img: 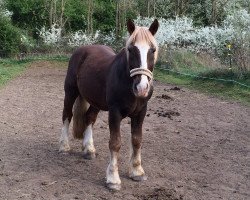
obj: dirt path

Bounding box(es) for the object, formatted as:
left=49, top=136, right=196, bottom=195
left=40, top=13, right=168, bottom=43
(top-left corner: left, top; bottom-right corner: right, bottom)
left=0, top=61, right=249, bottom=200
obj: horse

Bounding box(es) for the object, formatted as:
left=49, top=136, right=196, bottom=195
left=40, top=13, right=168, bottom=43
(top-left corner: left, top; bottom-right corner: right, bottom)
left=59, top=19, right=159, bottom=191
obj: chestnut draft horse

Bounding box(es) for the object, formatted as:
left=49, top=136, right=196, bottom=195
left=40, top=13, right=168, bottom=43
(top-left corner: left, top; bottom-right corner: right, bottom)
left=59, top=19, right=159, bottom=190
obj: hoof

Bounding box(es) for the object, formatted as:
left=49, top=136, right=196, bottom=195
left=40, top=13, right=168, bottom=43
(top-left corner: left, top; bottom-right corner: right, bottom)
left=59, top=143, right=70, bottom=153
left=106, top=183, right=121, bottom=191
left=83, top=151, right=96, bottom=160
left=131, top=175, right=147, bottom=182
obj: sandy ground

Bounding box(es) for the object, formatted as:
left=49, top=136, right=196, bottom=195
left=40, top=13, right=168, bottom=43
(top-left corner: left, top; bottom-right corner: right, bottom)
left=0, top=61, right=249, bottom=200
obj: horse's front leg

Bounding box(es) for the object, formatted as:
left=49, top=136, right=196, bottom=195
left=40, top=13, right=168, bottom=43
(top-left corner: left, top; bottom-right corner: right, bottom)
left=106, top=108, right=122, bottom=191
left=129, top=106, right=147, bottom=181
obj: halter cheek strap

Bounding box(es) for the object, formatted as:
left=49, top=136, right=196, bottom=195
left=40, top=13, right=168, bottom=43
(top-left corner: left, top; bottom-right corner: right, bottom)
left=130, top=68, right=153, bottom=80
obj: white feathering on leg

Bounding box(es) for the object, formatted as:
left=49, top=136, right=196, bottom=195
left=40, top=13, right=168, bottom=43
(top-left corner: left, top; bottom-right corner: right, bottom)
left=59, top=118, right=70, bottom=152
left=82, top=125, right=96, bottom=154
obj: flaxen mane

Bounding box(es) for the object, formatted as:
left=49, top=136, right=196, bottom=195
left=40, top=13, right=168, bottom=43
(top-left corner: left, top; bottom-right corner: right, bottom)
left=126, top=26, right=159, bottom=62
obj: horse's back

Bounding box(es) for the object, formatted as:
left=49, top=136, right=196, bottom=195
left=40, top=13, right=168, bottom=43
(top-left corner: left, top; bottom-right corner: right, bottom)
left=68, top=44, right=115, bottom=71
left=66, top=45, right=116, bottom=110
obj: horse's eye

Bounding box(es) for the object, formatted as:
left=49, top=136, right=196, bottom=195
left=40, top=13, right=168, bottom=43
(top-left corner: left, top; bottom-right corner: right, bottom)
left=151, top=47, right=156, bottom=53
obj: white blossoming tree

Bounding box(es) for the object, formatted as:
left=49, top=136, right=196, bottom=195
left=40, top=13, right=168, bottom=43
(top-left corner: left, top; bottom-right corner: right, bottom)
left=67, top=30, right=100, bottom=47
left=38, top=24, right=62, bottom=45
left=135, top=13, right=250, bottom=71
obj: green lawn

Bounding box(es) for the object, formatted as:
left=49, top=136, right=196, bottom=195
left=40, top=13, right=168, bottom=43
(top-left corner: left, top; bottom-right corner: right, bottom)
left=0, top=56, right=68, bottom=88
left=156, top=49, right=250, bottom=106
left=0, top=59, right=29, bottom=87
left=154, top=67, right=250, bottom=106
left=1, top=58, right=249, bottom=106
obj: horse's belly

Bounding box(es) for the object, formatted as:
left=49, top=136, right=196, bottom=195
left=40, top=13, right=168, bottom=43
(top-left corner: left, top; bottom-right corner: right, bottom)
left=77, top=71, right=109, bottom=111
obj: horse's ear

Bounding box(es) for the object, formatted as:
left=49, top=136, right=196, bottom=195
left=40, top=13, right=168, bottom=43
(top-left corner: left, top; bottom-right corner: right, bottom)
left=149, top=19, right=159, bottom=36
left=127, top=19, right=135, bottom=35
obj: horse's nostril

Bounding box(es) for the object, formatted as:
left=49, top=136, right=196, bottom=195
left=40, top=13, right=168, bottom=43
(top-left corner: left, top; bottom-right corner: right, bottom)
left=133, top=83, right=138, bottom=92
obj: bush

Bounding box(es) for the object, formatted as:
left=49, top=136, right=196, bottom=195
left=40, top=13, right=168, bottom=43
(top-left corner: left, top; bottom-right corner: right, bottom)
left=224, top=9, right=250, bottom=72
left=0, top=16, right=22, bottom=57
left=135, top=13, right=250, bottom=73
left=67, top=30, right=100, bottom=47
left=38, top=24, right=62, bottom=45
left=37, top=24, right=123, bottom=52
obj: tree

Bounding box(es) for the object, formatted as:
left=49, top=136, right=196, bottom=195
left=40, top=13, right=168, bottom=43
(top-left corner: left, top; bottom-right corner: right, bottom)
left=0, top=15, right=22, bottom=57
left=175, top=0, right=190, bottom=17
left=115, top=0, right=136, bottom=37
left=46, top=0, right=69, bottom=34
left=5, top=0, right=47, bottom=37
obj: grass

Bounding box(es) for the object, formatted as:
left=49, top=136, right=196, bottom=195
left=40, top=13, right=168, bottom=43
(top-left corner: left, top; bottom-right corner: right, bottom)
left=154, top=66, right=250, bottom=106
left=155, top=49, right=250, bottom=106
left=0, top=59, right=30, bottom=87
left=0, top=56, right=69, bottom=88
left=0, top=53, right=249, bottom=106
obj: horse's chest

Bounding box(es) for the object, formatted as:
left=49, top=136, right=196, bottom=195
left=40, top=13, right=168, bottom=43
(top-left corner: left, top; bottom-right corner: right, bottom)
left=122, top=100, right=147, bottom=117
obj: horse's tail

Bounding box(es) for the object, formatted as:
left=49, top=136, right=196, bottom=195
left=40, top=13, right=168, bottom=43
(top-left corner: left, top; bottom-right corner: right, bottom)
left=72, top=96, right=89, bottom=139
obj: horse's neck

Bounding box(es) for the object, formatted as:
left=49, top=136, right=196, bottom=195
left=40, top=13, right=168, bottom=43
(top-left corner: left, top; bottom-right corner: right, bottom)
left=113, top=49, right=130, bottom=80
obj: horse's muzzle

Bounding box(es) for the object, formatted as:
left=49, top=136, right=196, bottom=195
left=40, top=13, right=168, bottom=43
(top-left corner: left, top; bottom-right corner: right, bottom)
left=130, top=68, right=153, bottom=98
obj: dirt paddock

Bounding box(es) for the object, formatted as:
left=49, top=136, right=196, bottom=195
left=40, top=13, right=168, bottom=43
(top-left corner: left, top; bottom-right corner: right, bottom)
left=0, top=61, right=249, bottom=200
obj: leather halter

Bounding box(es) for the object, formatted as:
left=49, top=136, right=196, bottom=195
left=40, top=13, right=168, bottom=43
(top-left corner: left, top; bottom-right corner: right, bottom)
left=130, top=68, right=153, bottom=80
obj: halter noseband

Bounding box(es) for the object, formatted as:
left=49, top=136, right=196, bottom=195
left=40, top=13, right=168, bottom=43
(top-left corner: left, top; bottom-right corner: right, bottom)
left=130, top=68, right=153, bottom=80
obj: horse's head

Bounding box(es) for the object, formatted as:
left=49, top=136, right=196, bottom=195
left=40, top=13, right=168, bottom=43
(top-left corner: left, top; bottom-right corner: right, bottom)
left=126, top=19, right=159, bottom=98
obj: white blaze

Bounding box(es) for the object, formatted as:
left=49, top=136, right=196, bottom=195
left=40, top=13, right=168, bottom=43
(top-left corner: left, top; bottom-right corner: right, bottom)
left=135, top=42, right=150, bottom=96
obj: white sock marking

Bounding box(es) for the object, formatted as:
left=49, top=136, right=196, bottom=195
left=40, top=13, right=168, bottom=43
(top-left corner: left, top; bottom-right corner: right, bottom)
left=82, top=125, right=95, bottom=154
left=106, top=151, right=121, bottom=185
left=59, top=118, right=70, bottom=152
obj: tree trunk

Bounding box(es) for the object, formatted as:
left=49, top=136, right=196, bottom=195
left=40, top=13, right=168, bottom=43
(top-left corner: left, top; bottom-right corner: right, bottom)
left=87, top=0, right=94, bottom=34
left=153, top=0, right=156, bottom=17
left=147, top=0, right=150, bottom=17
left=49, top=0, right=53, bottom=28
left=123, top=0, right=126, bottom=29
left=115, top=0, right=120, bottom=38
left=60, top=0, right=65, bottom=29
left=211, top=0, right=217, bottom=25
left=175, top=0, right=189, bottom=17
left=175, top=0, right=180, bottom=16
left=53, top=0, right=57, bottom=25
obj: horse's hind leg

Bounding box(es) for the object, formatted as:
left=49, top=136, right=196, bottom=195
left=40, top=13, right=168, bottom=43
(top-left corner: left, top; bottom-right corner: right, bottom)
left=59, top=89, right=78, bottom=152
left=82, top=106, right=99, bottom=159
